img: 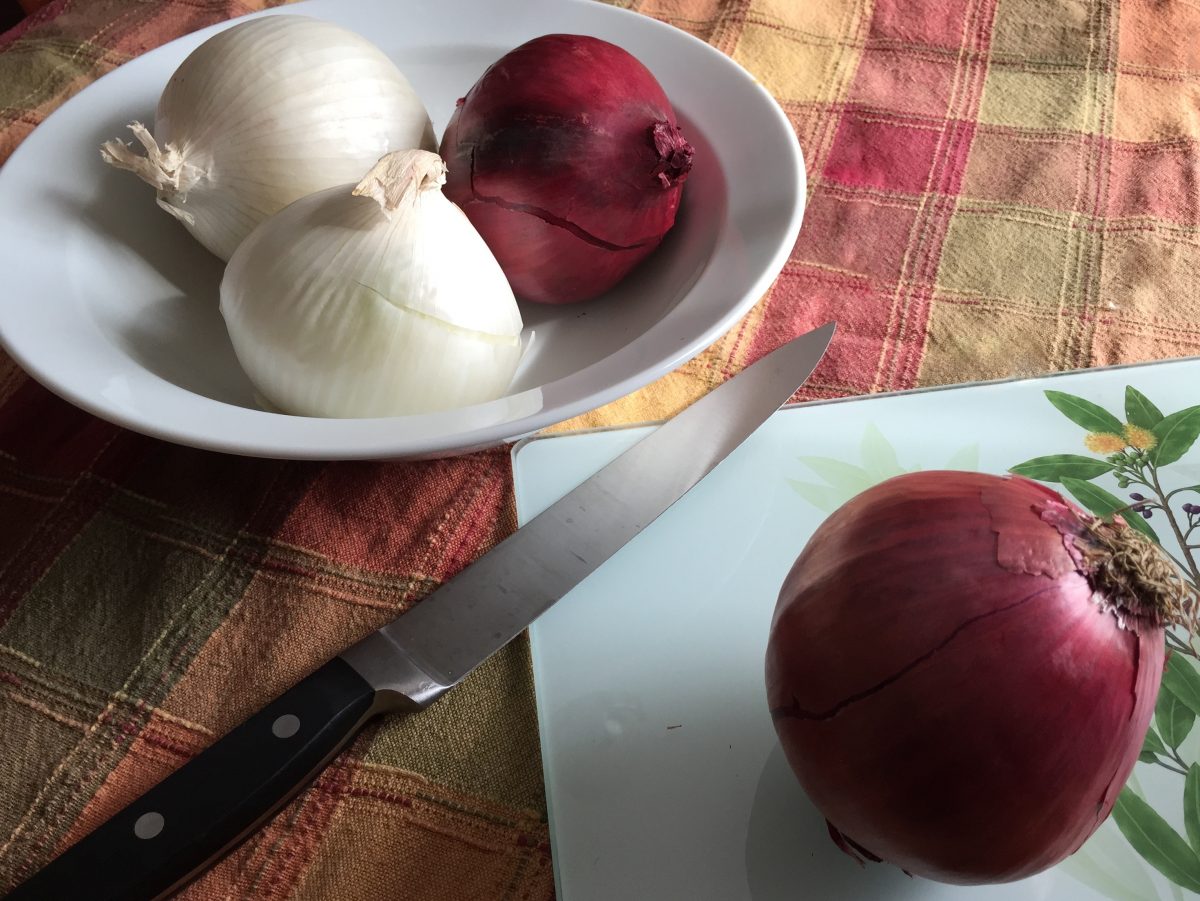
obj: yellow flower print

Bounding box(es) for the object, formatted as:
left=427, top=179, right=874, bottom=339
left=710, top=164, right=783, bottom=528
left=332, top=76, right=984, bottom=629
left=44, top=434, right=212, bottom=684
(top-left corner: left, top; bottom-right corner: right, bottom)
left=1084, top=432, right=1126, bottom=454
left=1123, top=424, right=1157, bottom=450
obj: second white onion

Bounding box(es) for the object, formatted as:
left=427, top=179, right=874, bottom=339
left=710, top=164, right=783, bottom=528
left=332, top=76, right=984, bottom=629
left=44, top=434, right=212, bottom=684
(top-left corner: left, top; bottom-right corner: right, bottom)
left=220, top=150, right=525, bottom=419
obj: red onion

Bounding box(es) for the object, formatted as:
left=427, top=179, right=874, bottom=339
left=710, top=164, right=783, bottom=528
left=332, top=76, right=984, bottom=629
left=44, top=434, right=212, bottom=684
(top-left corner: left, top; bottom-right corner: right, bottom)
left=439, top=34, right=694, bottom=304
left=765, top=471, right=1191, bottom=884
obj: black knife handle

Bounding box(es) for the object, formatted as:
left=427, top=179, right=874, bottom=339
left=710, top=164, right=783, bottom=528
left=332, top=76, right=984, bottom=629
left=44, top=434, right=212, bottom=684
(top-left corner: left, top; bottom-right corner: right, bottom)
left=6, top=657, right=380, bottom=901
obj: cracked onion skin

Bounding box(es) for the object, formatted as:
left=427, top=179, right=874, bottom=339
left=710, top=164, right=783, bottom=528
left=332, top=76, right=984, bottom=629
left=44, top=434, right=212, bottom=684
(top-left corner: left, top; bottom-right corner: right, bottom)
left=766, top=471, right=1166, bottom=884
left=439, top=34, right=694, bottom=304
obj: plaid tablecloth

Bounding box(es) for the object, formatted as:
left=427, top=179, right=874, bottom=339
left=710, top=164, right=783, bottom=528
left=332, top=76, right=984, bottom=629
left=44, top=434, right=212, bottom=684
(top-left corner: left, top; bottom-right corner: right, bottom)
left=1, top=0, right=1198, bottom=897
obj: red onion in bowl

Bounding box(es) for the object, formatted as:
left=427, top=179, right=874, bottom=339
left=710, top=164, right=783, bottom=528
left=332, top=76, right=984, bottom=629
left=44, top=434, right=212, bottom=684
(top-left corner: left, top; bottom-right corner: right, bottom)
left=439, top=34, right=694, bottom=304
left=765, top=471, right=1193, bottom=884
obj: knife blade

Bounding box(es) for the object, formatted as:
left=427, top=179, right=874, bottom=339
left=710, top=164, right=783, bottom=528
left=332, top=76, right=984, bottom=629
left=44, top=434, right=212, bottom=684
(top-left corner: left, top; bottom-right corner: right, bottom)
left=6, top=322, right=834, bottom=901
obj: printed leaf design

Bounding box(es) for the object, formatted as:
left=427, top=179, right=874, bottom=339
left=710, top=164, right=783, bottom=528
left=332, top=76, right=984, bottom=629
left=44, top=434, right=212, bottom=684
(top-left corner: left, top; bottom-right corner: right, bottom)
left=785, top=479, right=845, bottom=514
left=790, top=426, right=978, bottom=520
left=1061, top=477, right=1160, bottom=543
left=1142, top=725, right=1168, bottom=758
left=1059, top=818, right=1166, bottom=901
left=1153, top=406, right=1200, bottom=467
left=1112, top=788, right=1200, bottom=893
left=795, top=458, right=877, bottom=496
left=1155, top=685, right=1196, bottom=749
left=1009, top=454, right=1115, bottom=482
left=944, top=443, right=980, bottom=471
left=1187, top=765, right=1200, bottom=854
left=1126, top=387, right=1165, bottom=429
left=1162, top=655, right=1200, bottom=719
left=859, top=424, right=901, bottom=480
left=1046, top=390, right=1125, bottom=434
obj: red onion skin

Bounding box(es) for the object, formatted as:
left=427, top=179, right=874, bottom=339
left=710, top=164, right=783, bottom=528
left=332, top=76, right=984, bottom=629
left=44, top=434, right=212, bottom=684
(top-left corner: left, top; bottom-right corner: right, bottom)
left=766, top=471, right=1163, bottom=884
left=439, top=34, right=693, bottom=304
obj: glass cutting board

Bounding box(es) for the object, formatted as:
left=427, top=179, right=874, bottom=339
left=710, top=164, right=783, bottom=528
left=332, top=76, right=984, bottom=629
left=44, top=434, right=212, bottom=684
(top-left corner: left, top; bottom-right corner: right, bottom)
left=512, top=358, right=1200, bottom=901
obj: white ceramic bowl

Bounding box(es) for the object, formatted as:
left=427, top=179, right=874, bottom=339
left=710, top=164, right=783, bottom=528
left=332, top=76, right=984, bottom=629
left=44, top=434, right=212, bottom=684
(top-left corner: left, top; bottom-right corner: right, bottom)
left=0, top=0, right=804, bottom=459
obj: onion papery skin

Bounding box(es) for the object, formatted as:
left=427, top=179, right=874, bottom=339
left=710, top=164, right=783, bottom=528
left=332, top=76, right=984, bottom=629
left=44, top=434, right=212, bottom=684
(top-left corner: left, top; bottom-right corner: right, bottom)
left=109, top=16, right=435, bottom=261
left=439, top=34, right=694, bottom=304
left=765, top=471, right=1164, bottom=884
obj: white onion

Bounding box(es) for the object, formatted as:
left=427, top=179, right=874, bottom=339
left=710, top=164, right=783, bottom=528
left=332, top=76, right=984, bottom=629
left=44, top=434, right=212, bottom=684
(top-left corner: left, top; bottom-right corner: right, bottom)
left=101, top=15, right=435, bottom=261
left=220, top=150, right=524, bottom=419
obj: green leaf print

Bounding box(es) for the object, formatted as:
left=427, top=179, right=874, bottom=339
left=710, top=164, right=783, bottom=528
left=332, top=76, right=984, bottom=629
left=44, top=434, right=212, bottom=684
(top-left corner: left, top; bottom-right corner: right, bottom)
left=1009, top=454, right=1115, bottom=482
left=1186, top=765, right=1200, bottom=854
left=1061, top=477, right=1159, bottom=543
left=1163, top=656, right=1200, bottom=719
left=1152, top=406, right=1200, bottom=467
left=1112, top=788, right=1200, bottom=893
left=1156, top=686, right=1196, bottom=749
left=1126, top=387, right=1165, bottom=429
left=1045, top=390, right=1125, bottom=434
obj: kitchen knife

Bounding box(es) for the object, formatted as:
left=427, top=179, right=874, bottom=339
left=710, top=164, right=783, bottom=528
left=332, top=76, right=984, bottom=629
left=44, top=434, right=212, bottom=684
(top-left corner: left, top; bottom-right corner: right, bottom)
left=6, top=322, right=834, bottom=900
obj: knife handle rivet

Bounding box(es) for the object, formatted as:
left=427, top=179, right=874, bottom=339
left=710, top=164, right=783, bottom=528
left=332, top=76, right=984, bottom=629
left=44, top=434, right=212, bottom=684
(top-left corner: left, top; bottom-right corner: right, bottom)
left=133, top=811, right=164, bottom=840
left=272, top=714, right=301, bottom=739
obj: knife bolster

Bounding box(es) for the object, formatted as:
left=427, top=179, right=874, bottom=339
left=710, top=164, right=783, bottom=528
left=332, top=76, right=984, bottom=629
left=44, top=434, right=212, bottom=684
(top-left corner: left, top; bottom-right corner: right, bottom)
left=342, top=631, right=453, bottom=711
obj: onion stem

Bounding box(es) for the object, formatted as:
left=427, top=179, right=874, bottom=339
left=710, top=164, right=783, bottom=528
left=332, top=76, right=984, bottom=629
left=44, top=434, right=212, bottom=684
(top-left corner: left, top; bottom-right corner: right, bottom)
left=1167, top=632, right=1197, bottom=657
left=1131, top=462, right=1200, bottom=640
left=1167, top=550, right=1193, bottom=575
left=1156, top=759, right=1189, bottom=777
left=1149, top=463, right=1200, bottom=588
